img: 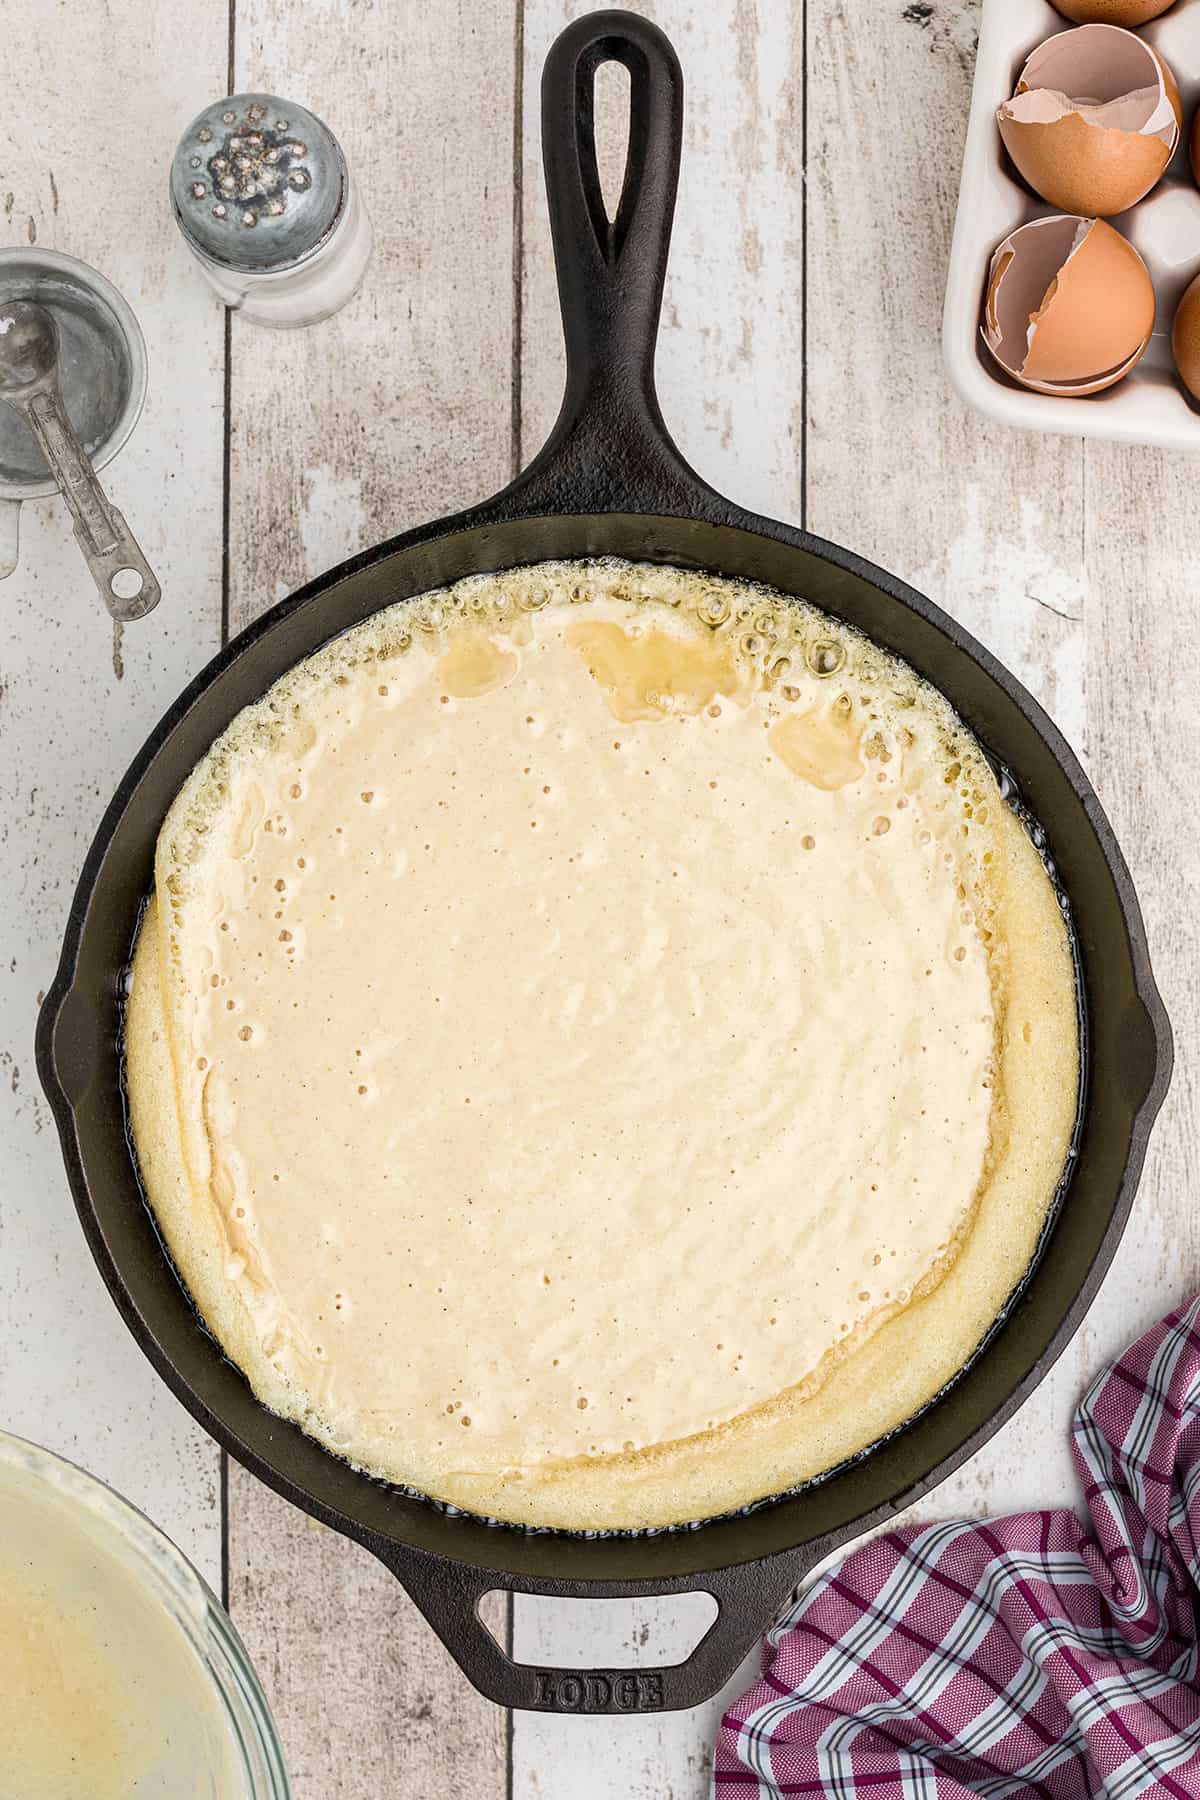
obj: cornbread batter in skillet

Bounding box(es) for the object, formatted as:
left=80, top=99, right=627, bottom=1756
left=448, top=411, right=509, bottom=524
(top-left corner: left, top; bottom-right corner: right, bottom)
left=125, top=560, right=1079, bottom=1530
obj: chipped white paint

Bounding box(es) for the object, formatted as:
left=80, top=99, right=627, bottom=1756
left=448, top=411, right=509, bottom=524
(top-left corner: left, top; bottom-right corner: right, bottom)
left=4, top=0, right=1195, bottom=1796
left=907, top=484, right=1087, bottom=753
left=297, top=465, right=367, bottom=584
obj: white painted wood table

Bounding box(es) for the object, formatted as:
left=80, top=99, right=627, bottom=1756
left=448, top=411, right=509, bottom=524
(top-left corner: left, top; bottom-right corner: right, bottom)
left=2, top=1, right=1195, bottom=1794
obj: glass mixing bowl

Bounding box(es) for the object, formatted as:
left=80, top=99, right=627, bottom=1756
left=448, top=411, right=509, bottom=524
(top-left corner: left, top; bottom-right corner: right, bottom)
left=0, top=1428, right=290, bottom=1798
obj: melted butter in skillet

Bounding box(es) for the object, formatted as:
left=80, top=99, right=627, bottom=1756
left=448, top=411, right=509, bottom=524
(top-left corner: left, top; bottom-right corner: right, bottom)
left=565, top=616, right=748, bottom=720
left=436, top=630, right=519, bottom=698
left=126, top=560, right=1078, bottom=1529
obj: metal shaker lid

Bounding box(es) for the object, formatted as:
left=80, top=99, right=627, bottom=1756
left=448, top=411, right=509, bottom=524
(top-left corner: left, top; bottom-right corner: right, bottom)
left=169, top=95, right=346, bottom=273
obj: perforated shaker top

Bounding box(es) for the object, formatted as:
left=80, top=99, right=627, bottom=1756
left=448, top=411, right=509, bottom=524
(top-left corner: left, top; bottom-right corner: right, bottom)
left=169, top=95, right=347, bottom=272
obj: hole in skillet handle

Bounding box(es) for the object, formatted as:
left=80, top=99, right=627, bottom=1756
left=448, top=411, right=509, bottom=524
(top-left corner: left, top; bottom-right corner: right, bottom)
left=376, top=1543, right=823, bottom=1714
left=498, top=1588, right=719, bottom=1666
left=593, top=60, right=632, bottom=226
left=500, top=9, right=729, bottom=524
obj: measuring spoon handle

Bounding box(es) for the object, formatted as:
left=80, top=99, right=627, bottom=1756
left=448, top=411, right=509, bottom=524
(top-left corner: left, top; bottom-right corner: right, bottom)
left=22, top=386, right=160, bottom=621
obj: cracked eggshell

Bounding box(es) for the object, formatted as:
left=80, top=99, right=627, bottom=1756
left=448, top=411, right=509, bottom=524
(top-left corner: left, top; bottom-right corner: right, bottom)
left=998, top=25, right=1181, bottom=216
left=1172, top=272, right=1200, bottom=401
left=1051, top=0, right=1178, bottom=21
left=982, top=215, right=1155, bottom=396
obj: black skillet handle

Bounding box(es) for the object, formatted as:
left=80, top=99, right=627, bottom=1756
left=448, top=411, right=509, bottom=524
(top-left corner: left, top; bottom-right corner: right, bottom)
left=378, top=1543, right=823, bottom=1715
left=492, top=10, right=728, bottom=524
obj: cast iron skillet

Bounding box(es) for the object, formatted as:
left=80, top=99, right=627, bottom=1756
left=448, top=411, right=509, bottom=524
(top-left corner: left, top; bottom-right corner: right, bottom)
left=38, top=10, right=1172, bottom=1715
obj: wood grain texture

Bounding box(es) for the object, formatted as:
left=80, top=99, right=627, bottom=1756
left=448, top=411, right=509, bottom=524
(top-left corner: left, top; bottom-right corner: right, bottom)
left=222, top=3, right=517, bottom=1794
left=0, top=0, right=225, bottom=1582
left=230, top=1479, right=507, bottom=1798
left=226, top=0, right=520, bottom=633
left=1083, top=440, right=1200, bottom=1394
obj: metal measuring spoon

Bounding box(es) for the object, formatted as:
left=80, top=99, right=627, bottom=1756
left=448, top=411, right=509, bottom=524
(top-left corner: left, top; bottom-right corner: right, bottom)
left=0, top=301, right=159, bottom=620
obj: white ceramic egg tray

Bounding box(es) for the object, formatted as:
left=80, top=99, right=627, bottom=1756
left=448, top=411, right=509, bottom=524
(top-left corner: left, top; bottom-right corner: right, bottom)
left=944, top=0, right=1200, bottom=450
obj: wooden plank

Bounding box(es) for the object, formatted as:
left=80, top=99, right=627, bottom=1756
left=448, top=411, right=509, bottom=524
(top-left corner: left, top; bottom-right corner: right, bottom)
left=225, top=1, right=520, bottom=633
left=805, top=0, right=1097, bottom=1525
left=513, top=2, right=805, bottom=1794
left=230, top=1481, right=508, bottom=1798
left=0, top=2, right=226, bottom=1581
left=1081, top=443, right=1200, bottom=1428
left=222, top=3, right=517, bottom=1794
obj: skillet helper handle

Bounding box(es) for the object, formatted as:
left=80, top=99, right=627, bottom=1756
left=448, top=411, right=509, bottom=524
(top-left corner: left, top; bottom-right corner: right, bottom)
left=379, top=1547, right=814, bottom=1715
left=500, top=9, right=723, bottom=520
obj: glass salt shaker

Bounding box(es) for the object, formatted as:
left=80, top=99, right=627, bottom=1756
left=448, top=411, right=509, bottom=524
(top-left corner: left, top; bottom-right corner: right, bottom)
left=169, top=95, right=372, bottom=328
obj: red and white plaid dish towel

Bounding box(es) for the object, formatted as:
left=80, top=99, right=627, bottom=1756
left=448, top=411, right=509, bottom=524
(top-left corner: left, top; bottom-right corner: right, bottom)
left=716, top=1295, right=1200, bottom=1798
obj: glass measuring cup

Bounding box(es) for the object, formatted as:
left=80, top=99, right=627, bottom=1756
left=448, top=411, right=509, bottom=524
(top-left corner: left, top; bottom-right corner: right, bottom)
left=0, top=248, right=148, bottom=582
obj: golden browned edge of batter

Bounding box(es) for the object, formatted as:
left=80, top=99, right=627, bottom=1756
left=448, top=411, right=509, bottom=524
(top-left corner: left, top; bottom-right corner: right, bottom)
left=125, top=574, right=1079, bottom=1532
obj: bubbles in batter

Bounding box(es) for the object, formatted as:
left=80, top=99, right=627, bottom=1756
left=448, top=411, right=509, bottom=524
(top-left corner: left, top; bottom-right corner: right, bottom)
left=126, top=557, right=1078, bottom=1532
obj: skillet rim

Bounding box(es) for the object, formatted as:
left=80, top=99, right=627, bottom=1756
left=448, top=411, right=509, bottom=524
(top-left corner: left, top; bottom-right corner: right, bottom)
left=35, top=491, right=1174, bottom=1585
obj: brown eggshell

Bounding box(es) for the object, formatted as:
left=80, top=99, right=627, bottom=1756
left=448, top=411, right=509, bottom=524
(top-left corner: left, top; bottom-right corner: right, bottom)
left=1160, top=59, right=1184, bottom=135
left=982, top=215, right=1155, bottom=396
left=1172, top=272, right=1200, bottom=401
left=998, top=26, right=1181, bottom=216
left=1000, top=109, right=1171, bottom=214
left=1192, top=106, right=1200, bottom=189
left=1052, top=0, right=1177, bottom=21
left=1023, top=221, right=1154, bottom=386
